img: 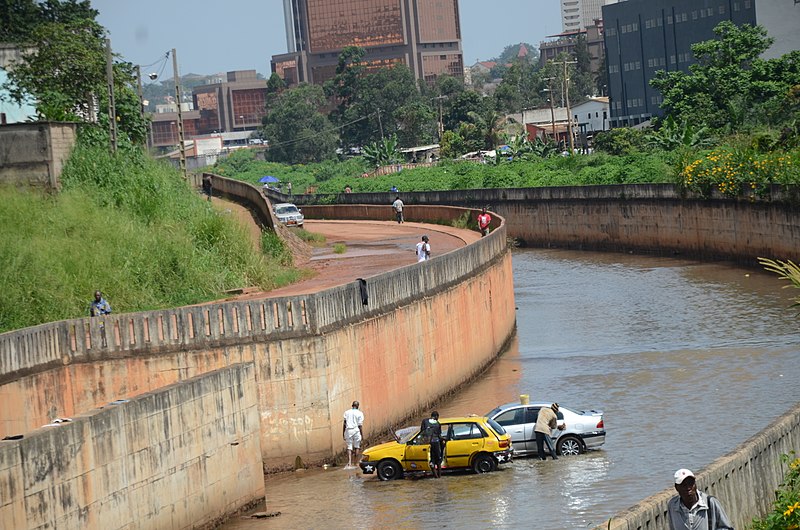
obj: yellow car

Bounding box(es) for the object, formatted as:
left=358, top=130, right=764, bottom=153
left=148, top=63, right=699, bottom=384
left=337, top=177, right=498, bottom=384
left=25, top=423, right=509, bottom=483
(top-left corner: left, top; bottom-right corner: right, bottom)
left=359, top=416, right=512, bottom=480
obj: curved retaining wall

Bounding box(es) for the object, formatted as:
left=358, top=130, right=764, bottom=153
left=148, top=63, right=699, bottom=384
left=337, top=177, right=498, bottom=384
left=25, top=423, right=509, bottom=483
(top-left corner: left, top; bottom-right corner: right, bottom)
left=275, top=184, right=800, bottom=264
left=0, top=177, right=516, bottom=471
left=595, top=401, right=800, bottom=530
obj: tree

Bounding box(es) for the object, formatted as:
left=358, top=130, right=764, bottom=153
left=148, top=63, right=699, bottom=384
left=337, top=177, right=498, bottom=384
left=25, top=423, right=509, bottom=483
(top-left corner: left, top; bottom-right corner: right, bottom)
left=4, top=19, right=105, bottom=121
left=651, top=22, right=800, bottom=131
left=261, top=83, right=338, bottom=164
left=362, top=136, right=401, bottom=168
left=1, top=4, right=147, bottom=144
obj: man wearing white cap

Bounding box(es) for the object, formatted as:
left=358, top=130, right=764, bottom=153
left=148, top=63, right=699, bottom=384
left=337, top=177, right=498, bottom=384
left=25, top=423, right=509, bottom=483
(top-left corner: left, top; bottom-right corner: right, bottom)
left=667, top=468, right=734, bottom=529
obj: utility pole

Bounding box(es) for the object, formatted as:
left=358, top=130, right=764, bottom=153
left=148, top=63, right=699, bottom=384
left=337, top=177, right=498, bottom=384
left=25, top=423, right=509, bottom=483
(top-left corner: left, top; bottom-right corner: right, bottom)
left=543, top=77, right=556, bottom=140
left=560, top=58, right=577, bottom=155
left=135, top=66, right=151, bottom=150
left=437, top=96, right=445, bottom=142
left=105, top=38, right=117, bottom=154
left=376, top=109, right=384, bottom=140
left=172, top=48, right=187, bottom=178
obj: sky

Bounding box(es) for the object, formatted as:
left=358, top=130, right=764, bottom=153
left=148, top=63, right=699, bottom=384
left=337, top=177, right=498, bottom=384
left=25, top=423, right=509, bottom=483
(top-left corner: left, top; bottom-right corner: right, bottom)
left=91, top=0, right=562, bottom=79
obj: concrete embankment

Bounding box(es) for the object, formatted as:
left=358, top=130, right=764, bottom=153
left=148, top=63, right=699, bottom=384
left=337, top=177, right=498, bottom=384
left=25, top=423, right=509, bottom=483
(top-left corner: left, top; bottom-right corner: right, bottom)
left=0, top=364, right=264, bottom=530
left=1, top=176, right=516, bottom=528
left=595, top=401, right=800, bottom=530
left=281, top=184, right=800, bottom=265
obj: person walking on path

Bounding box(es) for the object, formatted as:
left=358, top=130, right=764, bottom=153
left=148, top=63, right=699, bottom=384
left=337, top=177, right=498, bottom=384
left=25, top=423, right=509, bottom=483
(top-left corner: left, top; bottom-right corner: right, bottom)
left=477, top=207, right=492, bottom=237
left=287, top=182, right=292, bottom=196
left=420, top=411, right=444, bottom=478
left=90, top=290, right=112, bottom=317
left=343, top=401, right=365, bottom=468
left=416, top=235, right=431, bottom=262
left=535, top=403, right=565, bottom=460
left=392, top=196, right=404, bottom=224
left=668, top=469, right=734, bottom=530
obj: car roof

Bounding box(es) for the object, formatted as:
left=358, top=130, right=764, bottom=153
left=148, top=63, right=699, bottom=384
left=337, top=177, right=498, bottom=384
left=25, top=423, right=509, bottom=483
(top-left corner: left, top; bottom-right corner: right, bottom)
left=493, top=402, right=562, bottom=410
left=438, top=415, right=490, bottom=423
left=274, top=203, right=297, bottom=208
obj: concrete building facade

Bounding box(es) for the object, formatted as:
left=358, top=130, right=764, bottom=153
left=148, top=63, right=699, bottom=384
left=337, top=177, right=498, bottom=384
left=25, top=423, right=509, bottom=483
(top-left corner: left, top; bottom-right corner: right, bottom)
left=149, top=70, right=266, bottom=148
left=273, top=0, right=464, bottom=86
left=561, top=0, right=619, bottom=32
left=602, top=0, right=800, bottom=127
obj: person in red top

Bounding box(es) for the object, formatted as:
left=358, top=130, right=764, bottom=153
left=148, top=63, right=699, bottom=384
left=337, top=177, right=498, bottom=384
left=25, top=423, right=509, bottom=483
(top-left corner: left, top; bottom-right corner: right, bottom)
left=477, top=207, right=492, bottom=237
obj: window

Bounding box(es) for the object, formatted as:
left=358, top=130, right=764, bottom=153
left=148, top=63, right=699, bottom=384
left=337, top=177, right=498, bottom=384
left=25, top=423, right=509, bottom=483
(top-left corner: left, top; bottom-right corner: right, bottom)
left=719, top=5, right=726, bottom=14
left=692, top=10, right=698, bottom=20
left=448, top=422, right=485, bottom=440
left=587, top=113, right=591, bottom=119
left=494, top=408, right=524, bottom=426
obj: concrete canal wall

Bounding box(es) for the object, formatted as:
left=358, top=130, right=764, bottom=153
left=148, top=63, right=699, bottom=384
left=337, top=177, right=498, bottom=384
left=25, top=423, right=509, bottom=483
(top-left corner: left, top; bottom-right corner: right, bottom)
left=0, top=364, right=264, bottom=530
left=595, top=400, right=800, bottom=530
left=1, top=177, right=516, bottom=474
left=280, top=184, right=800, bottom=265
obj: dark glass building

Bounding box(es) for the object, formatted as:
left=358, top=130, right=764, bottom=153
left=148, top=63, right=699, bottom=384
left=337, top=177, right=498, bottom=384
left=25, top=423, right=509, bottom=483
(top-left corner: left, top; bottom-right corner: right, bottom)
left=602, top=0, right=756, bottom=126
left=274, top=0, right=464, bottom=86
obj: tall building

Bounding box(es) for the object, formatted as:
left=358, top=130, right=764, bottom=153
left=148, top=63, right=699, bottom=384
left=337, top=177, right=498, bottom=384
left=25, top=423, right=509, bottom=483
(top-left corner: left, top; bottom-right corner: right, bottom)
left=561, top=0, right=619, bottom=32
left=273, top=0, right=464, bottom=86
left=603, top=0, right=799, bottom=127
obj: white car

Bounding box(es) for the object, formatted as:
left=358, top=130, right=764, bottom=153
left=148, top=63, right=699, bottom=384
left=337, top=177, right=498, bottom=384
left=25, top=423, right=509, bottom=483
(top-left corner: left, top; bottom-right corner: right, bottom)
left=486, top=401, right=605, bottom=457
left=273, top=203, right=304, bottom=228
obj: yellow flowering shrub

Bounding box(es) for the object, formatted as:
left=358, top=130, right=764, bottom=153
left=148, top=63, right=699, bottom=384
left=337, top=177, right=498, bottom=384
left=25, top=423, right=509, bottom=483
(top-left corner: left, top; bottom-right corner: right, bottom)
left=752, top=453, right=800, bottom=530
left=681, top=147, right=799, bottom=199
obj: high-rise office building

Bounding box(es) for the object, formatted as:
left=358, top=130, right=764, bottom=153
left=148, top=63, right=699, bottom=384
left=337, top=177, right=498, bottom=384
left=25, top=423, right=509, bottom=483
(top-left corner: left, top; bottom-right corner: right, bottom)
left=273, top=0, right=464, bottom=86
left=603, top=0, right=799, bottom=127
left=561, top=0, right=619, bottom=32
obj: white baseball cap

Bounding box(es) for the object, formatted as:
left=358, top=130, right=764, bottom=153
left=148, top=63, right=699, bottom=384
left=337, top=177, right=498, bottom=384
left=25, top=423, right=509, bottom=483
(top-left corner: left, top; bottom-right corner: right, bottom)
left=674, top=468, right=695, bottom=484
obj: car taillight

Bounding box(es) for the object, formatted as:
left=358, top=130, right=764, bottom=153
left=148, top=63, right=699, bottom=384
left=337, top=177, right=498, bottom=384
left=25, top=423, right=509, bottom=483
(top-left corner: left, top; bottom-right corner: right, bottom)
left=596, top=419, right=604, bottom=429
left=499, top=439, right=509, bottom=449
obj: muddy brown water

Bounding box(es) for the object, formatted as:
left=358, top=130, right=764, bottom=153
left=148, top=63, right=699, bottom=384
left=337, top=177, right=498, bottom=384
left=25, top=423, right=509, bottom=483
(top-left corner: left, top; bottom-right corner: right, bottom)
left=221, top=249, right=800, bottom=530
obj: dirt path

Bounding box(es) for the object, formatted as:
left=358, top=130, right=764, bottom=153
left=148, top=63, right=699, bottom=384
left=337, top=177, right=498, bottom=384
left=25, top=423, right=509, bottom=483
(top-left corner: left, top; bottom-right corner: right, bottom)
left=213, top=197, right=481, bottom=299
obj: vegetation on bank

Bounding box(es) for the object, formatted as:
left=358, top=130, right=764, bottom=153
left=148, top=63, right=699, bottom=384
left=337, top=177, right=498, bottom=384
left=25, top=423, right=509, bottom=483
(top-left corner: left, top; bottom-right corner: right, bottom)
left=752, top=453, right=800, bottom=530
left=0, top=131, right=298, bottom=333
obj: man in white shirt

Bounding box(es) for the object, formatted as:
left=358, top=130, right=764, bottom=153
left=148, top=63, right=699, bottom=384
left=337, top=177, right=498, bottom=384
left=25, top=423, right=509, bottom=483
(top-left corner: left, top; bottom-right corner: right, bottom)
left=343, top=401, right=365, bottom=468
left=416, top=235, right=431, bottom=262
left=667, top=469, right=734, bottom=529
left=392, top=196, right=404, bottom=223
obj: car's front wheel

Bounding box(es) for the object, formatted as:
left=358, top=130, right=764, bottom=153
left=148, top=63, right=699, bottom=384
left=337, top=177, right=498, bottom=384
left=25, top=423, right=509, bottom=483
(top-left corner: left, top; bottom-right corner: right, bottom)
left=472, top=453, right=497, bottom=474
left=556, top=435, right=584, bottom=456
left=377, top=459, right=403, bottom=481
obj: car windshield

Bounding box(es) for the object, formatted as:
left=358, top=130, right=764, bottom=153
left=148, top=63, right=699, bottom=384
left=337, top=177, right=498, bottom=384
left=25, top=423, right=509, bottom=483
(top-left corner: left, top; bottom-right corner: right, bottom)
left=394, top=426, right=419, bottom=444
left=275, top=205, right=299, bottom=215
left=487, top=418, right=507, bottom=435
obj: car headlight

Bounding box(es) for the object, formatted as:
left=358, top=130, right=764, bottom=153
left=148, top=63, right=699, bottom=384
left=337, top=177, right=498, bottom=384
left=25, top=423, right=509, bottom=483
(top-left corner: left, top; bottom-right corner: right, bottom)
left=360, top=454, right=370, bottom=462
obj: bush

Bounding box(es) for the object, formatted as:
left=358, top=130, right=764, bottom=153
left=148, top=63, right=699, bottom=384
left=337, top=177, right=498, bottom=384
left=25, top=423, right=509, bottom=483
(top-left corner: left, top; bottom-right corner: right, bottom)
left=0, top=130, right=297, bottom=332
left=752, top=453, right=800, bottom=530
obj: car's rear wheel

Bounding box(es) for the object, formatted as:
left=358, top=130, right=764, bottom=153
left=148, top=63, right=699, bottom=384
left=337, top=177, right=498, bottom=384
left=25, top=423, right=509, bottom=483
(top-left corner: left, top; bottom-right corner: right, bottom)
left=556, top=435, right=584, bottom=456
left=377, top=460, right=403, bottom=481
left=472, top=453, right=497, bottom=474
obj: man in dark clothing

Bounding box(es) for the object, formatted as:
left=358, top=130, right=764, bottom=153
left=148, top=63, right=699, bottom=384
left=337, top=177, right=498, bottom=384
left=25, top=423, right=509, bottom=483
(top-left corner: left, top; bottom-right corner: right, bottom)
left=420, top=411, right=444, bottom=478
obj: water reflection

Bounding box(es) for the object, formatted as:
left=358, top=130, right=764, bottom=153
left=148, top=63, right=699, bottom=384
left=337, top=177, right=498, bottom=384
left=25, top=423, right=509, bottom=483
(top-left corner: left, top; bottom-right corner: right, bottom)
left=222, top=249, right=800, bottom=530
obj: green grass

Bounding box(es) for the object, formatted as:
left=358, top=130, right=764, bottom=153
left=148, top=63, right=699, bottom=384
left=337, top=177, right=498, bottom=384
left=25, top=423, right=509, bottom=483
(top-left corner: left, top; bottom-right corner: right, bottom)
left=0, top=133, right=299, bottom=332
left=295, top=228, right=327, bottom=246
left=332, top=243, right=347, bottom=254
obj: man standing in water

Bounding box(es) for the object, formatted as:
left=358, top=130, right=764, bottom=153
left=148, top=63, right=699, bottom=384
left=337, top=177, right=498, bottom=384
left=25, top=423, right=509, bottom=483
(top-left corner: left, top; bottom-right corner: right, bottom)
left=535, top=403, right=564, bottom=460
left=343, top=401, right=364, bottom=469
left=420, top=411, right=444, bottom=478
left=668, top=469, right=734, bottom=529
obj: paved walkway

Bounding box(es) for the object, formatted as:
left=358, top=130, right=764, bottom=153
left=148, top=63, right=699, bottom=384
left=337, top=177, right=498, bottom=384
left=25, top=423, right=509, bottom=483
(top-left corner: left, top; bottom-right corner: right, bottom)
left=213, top=198, right=481, bottom=299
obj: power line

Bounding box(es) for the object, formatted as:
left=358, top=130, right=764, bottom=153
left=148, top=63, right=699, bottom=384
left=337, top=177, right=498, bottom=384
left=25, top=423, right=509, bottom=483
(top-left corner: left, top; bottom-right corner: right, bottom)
left=265, top=112, right=376, bottom=150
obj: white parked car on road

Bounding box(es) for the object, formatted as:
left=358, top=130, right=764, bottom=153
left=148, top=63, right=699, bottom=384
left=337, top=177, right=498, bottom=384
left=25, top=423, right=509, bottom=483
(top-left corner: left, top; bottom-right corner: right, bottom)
left=273, top=203, right=304, bottom=228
